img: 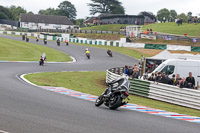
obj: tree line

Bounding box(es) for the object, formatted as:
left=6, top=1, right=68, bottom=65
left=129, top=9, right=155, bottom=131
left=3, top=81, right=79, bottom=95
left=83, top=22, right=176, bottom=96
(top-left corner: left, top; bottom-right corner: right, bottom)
left=0, top=0, right=197, bottom=25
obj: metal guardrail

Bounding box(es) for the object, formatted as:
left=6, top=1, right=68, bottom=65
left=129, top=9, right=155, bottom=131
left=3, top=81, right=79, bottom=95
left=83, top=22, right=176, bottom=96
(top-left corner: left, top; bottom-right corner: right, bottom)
left=106, top=67, right=200, bottom=110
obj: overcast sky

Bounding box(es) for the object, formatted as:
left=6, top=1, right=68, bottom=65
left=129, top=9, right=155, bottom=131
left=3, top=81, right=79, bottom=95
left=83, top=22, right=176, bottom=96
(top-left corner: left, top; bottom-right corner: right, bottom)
left=1, top=0, right=200, bottom=18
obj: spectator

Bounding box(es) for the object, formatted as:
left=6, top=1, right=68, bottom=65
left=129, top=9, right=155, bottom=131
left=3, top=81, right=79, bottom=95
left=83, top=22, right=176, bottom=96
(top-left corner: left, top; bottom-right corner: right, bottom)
left=180, top=78, right=189, bottom=88
left=132, top=69, right=139, bottom=79
left=186, top=72, right=195, bottom=89
left=128, top=66, right=133, bottom=77
left=124, top=65, right=129, bottom=75
left=155, top=72, right=162, bottom=83
left=148, top=73, right=155, bottom=81
left=174, top=74, right=182, bottom=86
left=169, top=74, right=176, bottom=85
left=164, top=74, right=171, bottom=85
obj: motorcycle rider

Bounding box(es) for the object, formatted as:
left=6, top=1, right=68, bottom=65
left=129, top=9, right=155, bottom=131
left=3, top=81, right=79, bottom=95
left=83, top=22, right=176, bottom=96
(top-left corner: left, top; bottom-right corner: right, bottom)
left=85, top=48, right=90, bottom=54
left=107, top=49, right=112, bottom=56
left=57, top=38, right=60, bottom=46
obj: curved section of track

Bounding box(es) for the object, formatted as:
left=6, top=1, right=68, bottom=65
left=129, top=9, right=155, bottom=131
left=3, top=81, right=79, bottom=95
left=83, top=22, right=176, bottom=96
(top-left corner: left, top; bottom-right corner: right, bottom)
left=0, top=35, right=200, bottom=133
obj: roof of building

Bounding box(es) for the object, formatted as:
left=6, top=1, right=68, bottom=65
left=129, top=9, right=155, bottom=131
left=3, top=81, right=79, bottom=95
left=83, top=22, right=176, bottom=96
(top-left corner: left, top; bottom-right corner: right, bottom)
left=19, top=13, right=74, bottom=25
left=84, top=17, right=97, bottom=23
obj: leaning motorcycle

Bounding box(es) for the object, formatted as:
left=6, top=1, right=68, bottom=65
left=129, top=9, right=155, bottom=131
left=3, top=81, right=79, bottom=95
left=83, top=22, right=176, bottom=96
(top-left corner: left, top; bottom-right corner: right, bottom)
left=86, top=53, right=90, bottom=59
left=39, top=59, right=44, bottom=66
left=95, top=74, right=130, bottom=110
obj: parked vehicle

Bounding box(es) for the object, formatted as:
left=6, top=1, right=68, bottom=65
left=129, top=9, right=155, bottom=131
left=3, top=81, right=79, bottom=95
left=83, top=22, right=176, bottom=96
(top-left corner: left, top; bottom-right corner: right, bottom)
left=95, top=74, right=130, bottom=110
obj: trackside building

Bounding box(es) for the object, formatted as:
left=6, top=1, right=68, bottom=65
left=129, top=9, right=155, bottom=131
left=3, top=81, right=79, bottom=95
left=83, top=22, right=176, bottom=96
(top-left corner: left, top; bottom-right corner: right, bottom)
left=19, top=13, right=74, bottom=30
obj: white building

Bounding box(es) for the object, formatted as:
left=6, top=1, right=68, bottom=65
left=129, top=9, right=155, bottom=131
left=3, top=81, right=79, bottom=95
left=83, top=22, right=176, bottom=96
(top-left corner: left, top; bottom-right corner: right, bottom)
left=19, top=13, right=74, bottom=30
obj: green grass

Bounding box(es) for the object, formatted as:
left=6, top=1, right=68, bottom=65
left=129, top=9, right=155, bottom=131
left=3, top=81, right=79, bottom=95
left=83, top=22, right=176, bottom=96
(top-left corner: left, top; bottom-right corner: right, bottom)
left=73, top=33, right=125, bottom=40
left=81, top=24, right=130, bottom=31
left=25, top=71, right=200, bottom=117
left=143, top=22, right=200, bottom=37
left=71, top=42, right=149, bottom=59
left=81, top=23, right=200, bottom=37
left=0, top=38, right=72, bottom=62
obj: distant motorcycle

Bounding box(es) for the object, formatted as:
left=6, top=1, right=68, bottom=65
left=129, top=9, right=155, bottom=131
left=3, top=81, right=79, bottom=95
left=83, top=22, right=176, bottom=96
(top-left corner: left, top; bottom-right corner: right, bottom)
left=43, top=39, right=47, bottom=45
left=107, top=50, right=113, bottom=57
left=86, top=53, right=90, bottom=59
left=22, top=35, right=25, bottom=40
left=39, top=59, right=44, bottom=66
left=36, top=37, right=39, bottom=42
left=26, top=37, right=29, bottom=42
left=95, top=74, right=130, bottom=110
left=57, top=39, right=60, bottom=46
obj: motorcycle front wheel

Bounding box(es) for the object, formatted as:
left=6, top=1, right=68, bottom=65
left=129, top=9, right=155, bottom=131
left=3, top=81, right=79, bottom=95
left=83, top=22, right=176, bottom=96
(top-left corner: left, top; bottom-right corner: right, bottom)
left=95, top=95, right=104, bottom=107
left=109, top=95, right=122, bottom=110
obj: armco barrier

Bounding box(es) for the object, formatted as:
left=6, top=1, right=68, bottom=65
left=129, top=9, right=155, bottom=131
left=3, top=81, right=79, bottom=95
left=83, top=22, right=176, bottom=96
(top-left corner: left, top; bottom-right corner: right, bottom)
left=106, top=67, right=200, bottom=110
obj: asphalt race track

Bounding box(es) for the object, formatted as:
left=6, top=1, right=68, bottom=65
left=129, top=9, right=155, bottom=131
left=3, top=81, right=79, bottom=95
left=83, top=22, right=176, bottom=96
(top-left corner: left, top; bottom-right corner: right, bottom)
left=0, top=35, right=200, bottom=133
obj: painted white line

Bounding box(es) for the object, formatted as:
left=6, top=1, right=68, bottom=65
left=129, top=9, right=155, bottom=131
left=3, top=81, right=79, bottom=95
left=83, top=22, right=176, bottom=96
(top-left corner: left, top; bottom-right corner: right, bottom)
left=0, top=130, right=10, bottom=133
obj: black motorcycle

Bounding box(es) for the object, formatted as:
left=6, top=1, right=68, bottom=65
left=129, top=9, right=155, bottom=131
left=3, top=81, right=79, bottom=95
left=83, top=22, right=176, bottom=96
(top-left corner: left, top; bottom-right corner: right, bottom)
left=95, top=75, right=130, bottom=110
left=107, top=50, right=113, bottom=57
left=22, top=35, right=25, bottom=40
left=86, top=53, right=90, bottom=59
left=39, top=59, right=44, bottom=66
left=36, top=38, right=39, bottom=42
left=26, top=37, right=29, bottom=42
left=43, top=39, right=47, bottom=45
left=57, top=40, right=60, bottom=46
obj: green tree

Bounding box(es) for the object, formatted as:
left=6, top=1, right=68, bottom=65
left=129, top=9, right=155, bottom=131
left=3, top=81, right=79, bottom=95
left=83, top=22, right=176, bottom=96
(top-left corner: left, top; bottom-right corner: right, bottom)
left=187, top=12, right=192, bottom=17
left=88, top=0, right=125, bottom=15
left=39, top=8, right=58, bottom=16
left=9, top=5, right=27, bottom=20
left=75, top=19, right=85, bottom=27
left=177, top=13, right=187, bottom=23
left=0, top=6, right=13, bottom=19
left=169, top=10, right=177, bottom=22
left=57, top=1, right=77, bottom=21
left=157, top=8, right=170, bottom=22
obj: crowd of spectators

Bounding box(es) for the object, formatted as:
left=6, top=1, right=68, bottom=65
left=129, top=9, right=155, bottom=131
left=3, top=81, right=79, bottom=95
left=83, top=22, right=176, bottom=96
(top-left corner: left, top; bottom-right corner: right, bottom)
left=147, top=72, right=196, bottom=89
left=124, top=63, right=142, bottom=79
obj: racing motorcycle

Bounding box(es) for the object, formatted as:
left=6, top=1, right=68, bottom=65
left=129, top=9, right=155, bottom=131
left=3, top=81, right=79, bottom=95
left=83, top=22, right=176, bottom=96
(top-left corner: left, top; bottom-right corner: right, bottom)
left=39, top=58, right=44, bottom=66
left=95, top=74, right=130, bottom=110
left=57, top=39, right=60, bottom=46
left=43, top=39, right=47, bottom=45
left=107, top=50, right=113, bottom=57
left=86, top=53, right=90, bottom=59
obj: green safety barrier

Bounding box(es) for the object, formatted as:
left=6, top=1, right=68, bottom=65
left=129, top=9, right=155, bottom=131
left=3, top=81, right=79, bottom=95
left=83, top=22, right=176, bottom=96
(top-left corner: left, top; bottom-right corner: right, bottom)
left=95, top=41, right=97, bottom=45
left=69, top=38, right=72, bottom=42
left=116, top=42, right=119, bottom=47
left=110, top=41, right=114, bottom=46
left=73, top=39, right=75, bottom=43
left=89, top=40, right=92, bottom=44
left=99, top=41, right=102, bottom=45
left=191, top=46, right=200, bottom=52
left=53, top=36, right=57, bottom=40
left=145, top=44, right=167, bottom=50
left=76, top=39, right=79, bottom=43
left=105, top=41, right=107, bottom=46
left=11, top=31, right=15, bottom=35
left=81, top=40, right=83, bottom=44
left=129, top=79, right=151, bottom=97
left=85, top=40, right=87, bottom=44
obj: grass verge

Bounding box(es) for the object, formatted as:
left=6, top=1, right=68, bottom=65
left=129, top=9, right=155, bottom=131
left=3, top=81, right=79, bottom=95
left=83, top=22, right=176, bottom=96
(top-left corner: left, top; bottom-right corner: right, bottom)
left=25, top=71, right=200, bottom=117
left=73, top=33, right=125, bottom=40
left=0, top=37, right=72, bottom=62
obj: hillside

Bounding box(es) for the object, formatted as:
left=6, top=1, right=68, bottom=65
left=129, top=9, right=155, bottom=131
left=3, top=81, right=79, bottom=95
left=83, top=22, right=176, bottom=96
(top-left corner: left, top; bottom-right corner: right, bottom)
left=81, top=23, right=200, bottom=37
